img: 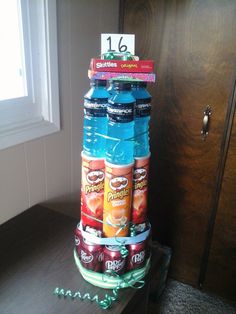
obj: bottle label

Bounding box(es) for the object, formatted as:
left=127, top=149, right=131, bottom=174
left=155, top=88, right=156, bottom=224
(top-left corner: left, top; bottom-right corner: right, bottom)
left=135, top=100, right=151, bottom=117
left=84, top=99, right=108, bottom=117
left=132, top=156, right=150, bottom=224
left=107, top=102, right=134, bottom=122
left=103, top=163, right=133, bottom=237
left=81, top=154, right=105, bottom=230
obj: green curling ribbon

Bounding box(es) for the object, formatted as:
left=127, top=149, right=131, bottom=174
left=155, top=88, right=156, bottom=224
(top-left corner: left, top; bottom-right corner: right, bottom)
left=129, top=224, right=137, bottom=237
left=53, top=239, right=150, bottom=310
left=54, top=264, right=147, bottom=310
left=120, top=245, right=129, bottom=258
left=102, top=51, right=115, bottom=60
left=102, top=51, right=134, bottom=61
left=53, top=286, right=120, bottom=310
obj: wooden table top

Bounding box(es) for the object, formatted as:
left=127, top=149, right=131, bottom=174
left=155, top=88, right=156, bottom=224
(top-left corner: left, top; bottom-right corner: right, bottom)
left=0, top=206, right=158, bottom=314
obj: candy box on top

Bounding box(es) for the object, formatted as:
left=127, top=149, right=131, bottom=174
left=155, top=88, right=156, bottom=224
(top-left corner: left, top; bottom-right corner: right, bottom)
left=90, top=59, right=154, bottom=73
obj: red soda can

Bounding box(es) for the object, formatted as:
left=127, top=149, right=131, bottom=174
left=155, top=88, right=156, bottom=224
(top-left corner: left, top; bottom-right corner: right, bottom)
left=127, top=241, right=146, bottom=271
left=103, top=245, right=127, bottom=275
left=132, top=222, right=147, bottom=235
left=80, top=238, right=103, bottom=272
left=84, top=225, right=103, bottom=238
left=74, top=226, right=82, bottom=258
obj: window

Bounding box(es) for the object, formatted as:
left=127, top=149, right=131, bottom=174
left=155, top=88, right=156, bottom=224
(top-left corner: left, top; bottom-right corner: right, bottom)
left=0, top=0, right=60, bottom=150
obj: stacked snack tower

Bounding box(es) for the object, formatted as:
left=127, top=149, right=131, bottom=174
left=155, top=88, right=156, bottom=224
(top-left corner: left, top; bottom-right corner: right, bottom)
left=74, top=51, right=154, bottom=289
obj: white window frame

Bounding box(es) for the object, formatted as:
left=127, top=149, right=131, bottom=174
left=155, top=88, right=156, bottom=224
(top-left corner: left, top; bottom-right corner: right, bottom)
left=0, top=0, right=60, bottom=150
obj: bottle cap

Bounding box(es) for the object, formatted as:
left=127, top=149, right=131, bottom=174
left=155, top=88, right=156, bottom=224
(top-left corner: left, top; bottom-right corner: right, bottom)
left=109, top=79, right=120, bottom=85
left=133, top=81, right=147, bottom=88
left=90, top=79, right=107, bottom=87
left=114, top=81, right=131, bottom=91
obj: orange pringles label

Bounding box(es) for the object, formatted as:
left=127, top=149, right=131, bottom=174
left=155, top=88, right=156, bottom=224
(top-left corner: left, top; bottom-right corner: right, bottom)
left=132, top=155, right=150, bottom=224
left=81, top=152, right=104, bottom=231
left=103, top=162, right=134, bottom=237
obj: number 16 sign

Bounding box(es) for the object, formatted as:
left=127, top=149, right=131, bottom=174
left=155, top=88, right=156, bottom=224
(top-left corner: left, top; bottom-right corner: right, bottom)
left=101, top=34, right=135, bottom=55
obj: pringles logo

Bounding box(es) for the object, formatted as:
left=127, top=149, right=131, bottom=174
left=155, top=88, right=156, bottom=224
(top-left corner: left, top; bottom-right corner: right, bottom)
left=87, top=170, right=104, bottom=184
left=107, top=176, right=129, bottom=202
left=85, top=170, right=104, bottom=194
left=109, top=176, right=128, bottom=191
left=134, top=168, right=148, bottom=190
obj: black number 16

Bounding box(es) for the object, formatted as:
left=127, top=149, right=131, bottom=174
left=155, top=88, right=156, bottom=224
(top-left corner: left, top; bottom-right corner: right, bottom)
left=107, top=36, right=128, bottom=52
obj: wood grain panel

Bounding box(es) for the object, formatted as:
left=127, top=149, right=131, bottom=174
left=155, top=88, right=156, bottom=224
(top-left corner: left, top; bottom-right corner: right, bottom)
left=204, top=105, right=236, bottom=300
left=122, top=0, right=236, bottom=285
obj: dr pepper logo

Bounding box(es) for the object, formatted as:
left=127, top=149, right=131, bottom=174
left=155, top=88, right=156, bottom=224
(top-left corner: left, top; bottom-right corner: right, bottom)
left=131, top=251, right=145, bottom=264
left=80, top=250, right=93, bottom=263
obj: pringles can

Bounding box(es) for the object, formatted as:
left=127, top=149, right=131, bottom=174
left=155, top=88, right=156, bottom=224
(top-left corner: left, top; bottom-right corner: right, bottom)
left=132, top=155, right=150, bottom=225
left=81, top=152, right=104, bottom=230
left=103, top=245, right=127, bottom=275
left=103, top=162, right=133, bottom=237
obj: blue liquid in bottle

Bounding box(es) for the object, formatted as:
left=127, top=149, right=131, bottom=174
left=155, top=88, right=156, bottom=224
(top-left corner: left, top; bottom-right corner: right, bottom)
left=132, top=82, right=152, bottom=157
left=106, top=82, right=135, bottom=165
left=83, top=79, right=109, bottom=158
left=107, top=80, right=116, bottom=97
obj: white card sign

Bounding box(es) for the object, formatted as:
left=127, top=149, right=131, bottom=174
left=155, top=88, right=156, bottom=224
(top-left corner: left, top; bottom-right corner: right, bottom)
left=101, top=34, right=135, bottom=55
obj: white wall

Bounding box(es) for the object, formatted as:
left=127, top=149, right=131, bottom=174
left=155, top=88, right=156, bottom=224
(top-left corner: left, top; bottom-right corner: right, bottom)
left=0, top=0, right=119, bottom=224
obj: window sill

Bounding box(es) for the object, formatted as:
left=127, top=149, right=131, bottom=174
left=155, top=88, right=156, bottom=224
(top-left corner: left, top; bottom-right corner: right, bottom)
left=0, top=118, right=60, bottom=150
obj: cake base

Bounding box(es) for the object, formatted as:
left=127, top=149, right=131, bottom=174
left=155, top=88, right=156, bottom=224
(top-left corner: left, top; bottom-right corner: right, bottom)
left=74, top=249, right=151, bottom=289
